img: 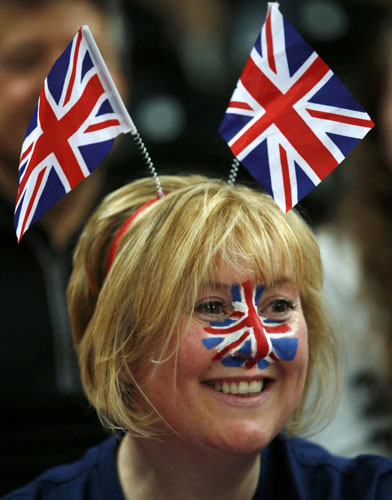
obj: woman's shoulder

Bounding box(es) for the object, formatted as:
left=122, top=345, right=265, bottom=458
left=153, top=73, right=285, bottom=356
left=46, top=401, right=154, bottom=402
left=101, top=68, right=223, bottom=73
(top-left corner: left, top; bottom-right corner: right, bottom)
left=260, top=434, right=392, bottom=499
left=1, top=435, right=124, bottom=500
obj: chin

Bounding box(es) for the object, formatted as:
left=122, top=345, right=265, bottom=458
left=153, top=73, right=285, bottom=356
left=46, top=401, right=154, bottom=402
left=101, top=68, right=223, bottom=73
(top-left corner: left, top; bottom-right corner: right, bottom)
left=204, top=421, right=282, bottom=457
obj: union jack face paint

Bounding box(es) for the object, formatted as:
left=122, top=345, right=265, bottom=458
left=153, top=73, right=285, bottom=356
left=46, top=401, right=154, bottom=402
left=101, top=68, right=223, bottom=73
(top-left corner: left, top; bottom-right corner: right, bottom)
left=202, top=280, right=298, bottom=369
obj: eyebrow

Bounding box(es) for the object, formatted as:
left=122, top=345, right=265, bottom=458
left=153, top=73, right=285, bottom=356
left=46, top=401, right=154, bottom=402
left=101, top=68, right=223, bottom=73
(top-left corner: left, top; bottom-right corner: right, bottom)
left=200, top=278, right=293, bottom=290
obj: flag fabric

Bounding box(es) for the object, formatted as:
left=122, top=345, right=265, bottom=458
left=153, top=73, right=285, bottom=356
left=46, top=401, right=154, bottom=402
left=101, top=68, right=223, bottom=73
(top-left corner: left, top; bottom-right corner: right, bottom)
left=14, top=25, right=135, bottom=241
left=202, top=280, right=298, bottom=370
left=219, top=2, right=374, bottom=212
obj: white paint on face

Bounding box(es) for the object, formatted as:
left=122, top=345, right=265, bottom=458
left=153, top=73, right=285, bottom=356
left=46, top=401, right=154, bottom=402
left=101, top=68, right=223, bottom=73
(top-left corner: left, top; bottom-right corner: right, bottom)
left=200, top=280, right=298, bottom=369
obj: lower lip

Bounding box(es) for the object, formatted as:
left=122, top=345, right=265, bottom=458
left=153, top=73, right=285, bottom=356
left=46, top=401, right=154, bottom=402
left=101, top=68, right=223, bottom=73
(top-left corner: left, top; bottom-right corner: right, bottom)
left=201, top=381, right=274, bottom=407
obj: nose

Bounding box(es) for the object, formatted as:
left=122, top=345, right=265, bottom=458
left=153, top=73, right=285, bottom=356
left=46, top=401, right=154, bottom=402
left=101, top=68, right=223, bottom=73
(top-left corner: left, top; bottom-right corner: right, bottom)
left=241, top=280, right=271, bottom=360
left=202, top=280, right=273, bottom=368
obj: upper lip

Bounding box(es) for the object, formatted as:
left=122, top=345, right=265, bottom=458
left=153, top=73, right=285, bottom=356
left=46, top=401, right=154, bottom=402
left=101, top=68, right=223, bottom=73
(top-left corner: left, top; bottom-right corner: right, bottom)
left=201, top=375, right=273, bottom=383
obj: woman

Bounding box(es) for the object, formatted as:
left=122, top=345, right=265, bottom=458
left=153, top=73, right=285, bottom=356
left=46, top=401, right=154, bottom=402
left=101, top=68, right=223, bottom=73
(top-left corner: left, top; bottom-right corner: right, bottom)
left=4, top=175, right=392, bottom=499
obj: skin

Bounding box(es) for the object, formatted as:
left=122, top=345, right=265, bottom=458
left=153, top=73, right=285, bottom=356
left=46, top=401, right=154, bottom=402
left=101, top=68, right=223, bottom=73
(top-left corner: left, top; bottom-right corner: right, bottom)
left=0, top=0, right=127, bottom=248
left=118, top=264, right=308, bottom=500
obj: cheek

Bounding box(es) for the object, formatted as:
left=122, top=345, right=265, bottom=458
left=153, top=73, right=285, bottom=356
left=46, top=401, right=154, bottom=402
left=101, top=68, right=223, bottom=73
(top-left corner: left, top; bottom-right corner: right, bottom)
left=137, top=324, right=213, bottom=387
left=7, top=77, right=40, bottom=103
left=0, top=72, right=43, bottom=125
left=0, top=76, right=27, bottom=106
left=300, top=317, right=309, bottom=359
left=177, top=324, right=214, bottom=376
left=287, top=315, right=308, bottom=378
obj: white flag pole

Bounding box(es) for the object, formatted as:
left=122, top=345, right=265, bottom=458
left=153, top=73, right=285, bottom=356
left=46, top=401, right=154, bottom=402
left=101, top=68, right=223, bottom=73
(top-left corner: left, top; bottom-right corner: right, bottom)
left=81, top=25, right=137, bottom=135
left=82, top=25, right=164, bottom=197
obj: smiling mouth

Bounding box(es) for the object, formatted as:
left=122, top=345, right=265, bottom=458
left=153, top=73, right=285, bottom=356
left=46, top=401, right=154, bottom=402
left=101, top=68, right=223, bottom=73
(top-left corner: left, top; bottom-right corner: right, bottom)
left=203, top=379, right=268, bottom=397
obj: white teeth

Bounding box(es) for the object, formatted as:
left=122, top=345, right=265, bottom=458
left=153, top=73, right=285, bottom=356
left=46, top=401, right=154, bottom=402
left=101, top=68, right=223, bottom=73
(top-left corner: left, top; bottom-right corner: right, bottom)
left=250, top=380, right=263, bottom=393
left=230, top=382, right=239, bottom=394
left=238, top=381, right=249, bottom=394
left=210, top=379, right=265, bottom=396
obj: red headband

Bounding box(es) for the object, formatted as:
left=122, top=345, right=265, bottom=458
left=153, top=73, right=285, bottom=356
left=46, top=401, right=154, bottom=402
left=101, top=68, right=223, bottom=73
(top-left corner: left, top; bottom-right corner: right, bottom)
left=105, top=197, right=160, bottom=274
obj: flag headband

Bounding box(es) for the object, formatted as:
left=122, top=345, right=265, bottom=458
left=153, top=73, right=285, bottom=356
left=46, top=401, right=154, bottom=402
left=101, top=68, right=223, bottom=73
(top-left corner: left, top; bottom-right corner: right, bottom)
left=15, top=4, right=374, bottom=242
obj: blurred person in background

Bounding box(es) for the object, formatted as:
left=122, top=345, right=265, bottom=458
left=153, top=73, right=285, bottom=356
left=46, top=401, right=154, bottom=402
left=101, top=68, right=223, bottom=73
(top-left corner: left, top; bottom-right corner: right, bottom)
left=310, top=1, right=392, bottom=457
left=131, top=0, right=230, bottom=94
left=0, top=0, right=133, bottom=493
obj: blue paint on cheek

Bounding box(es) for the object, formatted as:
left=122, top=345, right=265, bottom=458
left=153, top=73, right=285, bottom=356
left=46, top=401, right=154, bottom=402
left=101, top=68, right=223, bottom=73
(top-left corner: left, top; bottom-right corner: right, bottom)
left=236, top=339, right=252, bottom=355
left=202, top=337, right=224, bottom=349
left=270, top=337, right=298, bottom=361
left=257, top=359, right=270, bottom=369
left=221, top=357, right=246, bottom=367
left=210, top=318, right=236, bottom=327
left=263, top=318, right=285, bottom=324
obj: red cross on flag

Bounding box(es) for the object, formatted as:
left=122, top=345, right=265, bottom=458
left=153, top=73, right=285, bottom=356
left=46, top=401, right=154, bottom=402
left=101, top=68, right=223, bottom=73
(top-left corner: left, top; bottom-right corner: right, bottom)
left=14, top=25, right=135, bottom=241
left=219, top=2, right=374, bottom=211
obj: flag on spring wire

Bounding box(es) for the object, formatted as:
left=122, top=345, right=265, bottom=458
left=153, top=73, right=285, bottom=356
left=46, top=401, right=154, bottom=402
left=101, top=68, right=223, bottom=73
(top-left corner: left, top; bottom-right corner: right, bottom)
left=14, top=25, right=136, bottom=241
left=219, top=2, right=374, bottom=212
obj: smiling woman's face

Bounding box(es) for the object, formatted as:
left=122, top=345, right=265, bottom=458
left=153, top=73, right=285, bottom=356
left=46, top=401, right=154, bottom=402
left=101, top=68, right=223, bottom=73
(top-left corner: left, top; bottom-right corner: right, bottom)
left=134, top=263, right=308, bottom=456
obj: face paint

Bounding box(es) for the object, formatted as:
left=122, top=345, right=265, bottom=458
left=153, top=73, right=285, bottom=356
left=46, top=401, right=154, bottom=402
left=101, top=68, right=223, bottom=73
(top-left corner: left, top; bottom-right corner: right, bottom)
left=202, top=280, right=298, bottom=369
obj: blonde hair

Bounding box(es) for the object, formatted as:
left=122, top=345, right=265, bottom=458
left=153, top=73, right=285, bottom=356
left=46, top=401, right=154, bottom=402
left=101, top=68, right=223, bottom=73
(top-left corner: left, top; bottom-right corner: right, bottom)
left=67, top=175, right=339, bottom=437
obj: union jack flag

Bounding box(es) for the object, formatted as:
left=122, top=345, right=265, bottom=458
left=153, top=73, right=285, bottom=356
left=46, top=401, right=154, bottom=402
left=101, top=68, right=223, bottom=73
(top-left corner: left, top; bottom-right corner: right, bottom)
left=202, top=280, right=298, bottom=370
left=14, top=25, right=135, bottom=241
left=219, top=2, right=374, bottom=211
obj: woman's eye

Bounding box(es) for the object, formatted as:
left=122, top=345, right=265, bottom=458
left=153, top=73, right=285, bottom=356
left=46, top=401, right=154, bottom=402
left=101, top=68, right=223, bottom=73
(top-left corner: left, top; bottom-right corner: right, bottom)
left=195, top=301, right=224, bottom=315
left=194, top=300, right=233, bottom=321
left=261, top=299, right=295, bottom=317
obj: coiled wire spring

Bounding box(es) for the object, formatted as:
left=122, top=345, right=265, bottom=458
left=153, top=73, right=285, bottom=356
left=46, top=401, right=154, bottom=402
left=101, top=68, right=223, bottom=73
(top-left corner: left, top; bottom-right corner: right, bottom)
left=133, top=130, right=164, bottom=198
left=228, top=158, right=240, bottom=186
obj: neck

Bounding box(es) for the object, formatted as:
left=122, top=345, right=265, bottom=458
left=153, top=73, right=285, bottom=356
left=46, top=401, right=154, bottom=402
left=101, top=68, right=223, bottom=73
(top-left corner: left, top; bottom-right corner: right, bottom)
left=117, top=433, right=261, bottom=500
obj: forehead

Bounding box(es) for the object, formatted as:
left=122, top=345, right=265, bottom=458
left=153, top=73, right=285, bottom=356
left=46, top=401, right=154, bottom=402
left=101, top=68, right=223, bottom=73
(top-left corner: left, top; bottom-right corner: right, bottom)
left=202, top=258, right=297, bottom=292
left=0, top=1, right=115, bottom=59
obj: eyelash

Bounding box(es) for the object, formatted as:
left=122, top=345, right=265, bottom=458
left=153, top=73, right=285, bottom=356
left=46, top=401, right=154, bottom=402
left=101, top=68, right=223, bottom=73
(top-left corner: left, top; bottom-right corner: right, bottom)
left=262, top=298, right=295, bottom=315
left=194, top=298, right=296, bottom=320
left=194, top=300, right=228, bottom=317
